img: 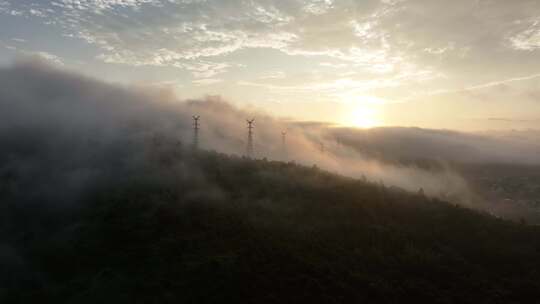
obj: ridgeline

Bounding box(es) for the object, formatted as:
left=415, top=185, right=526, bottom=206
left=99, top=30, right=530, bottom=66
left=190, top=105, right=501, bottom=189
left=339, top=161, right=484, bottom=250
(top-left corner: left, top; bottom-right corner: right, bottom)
left=2, top=148, right=540, bottom=303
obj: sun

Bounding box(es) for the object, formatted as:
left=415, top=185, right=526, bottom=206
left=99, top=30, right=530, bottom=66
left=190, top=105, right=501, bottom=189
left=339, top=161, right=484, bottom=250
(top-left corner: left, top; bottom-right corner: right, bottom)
left=338, top=95, right=385, bottom=128
left=346, top=105, right=382, bottom=128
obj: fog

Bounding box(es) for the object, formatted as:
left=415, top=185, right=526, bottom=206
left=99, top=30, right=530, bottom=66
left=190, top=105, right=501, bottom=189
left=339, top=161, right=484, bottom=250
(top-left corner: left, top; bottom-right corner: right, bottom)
left=1, top=60, right=538, bottom=212
left=330, top=127, right=540, bottom=165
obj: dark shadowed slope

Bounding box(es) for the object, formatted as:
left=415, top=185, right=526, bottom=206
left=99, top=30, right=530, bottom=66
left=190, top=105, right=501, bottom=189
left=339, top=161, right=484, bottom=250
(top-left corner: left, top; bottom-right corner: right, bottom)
left=2, top=147, right=540, bottom=304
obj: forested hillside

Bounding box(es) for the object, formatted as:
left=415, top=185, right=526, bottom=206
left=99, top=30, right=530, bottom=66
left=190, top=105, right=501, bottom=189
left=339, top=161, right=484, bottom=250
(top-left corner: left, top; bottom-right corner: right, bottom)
left=2, top=145, right=540, bottom=303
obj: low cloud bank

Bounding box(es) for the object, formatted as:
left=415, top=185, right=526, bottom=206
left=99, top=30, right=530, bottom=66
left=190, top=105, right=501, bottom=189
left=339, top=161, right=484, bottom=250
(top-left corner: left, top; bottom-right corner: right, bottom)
left=330, top=127, right=540, bottom=165
left=2, top=60, right=537, bottom=211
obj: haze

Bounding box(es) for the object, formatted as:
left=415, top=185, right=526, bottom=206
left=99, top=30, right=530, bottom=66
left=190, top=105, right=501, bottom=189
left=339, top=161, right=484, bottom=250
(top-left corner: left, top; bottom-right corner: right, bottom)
left=4, top=2, right=540, bottom=302
left=1, top=0, right=540, bottom=130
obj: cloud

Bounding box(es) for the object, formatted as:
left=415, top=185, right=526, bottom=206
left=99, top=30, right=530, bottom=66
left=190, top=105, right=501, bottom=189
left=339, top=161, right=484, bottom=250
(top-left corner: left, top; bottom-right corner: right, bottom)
left=302, top=0, right=334, bottom=15
left=3, top=0, right=540, bottom=115
left=52, top=0, right=161, bottom=12
left=192, top=78, right=223, bottom=85
left=3, top=60, right=540, bottom=224
left=0, top=59, right=476, bottom=203
left=331, top=127, right=540, bottom=165
left=0, top=0, right=9, bottom=13
left=0, top=0, right=413, bottom=78
left=1, top=40, right=65, bottom=66
left=509, top=18, right=540, bottom=51
left=238, top=70, right=439, bottom=104
left=487, top=117, right=539, bottom=123
left=258, top=71, right=286, bottom=79
left=404, top=72, right=540, bottom=102
left=30, top=51, right=65, bottom=66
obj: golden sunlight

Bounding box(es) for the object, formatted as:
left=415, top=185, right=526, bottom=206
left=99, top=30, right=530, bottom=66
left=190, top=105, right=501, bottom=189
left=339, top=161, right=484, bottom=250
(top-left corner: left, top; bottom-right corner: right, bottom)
left=343, top=102, right=383, bottom=128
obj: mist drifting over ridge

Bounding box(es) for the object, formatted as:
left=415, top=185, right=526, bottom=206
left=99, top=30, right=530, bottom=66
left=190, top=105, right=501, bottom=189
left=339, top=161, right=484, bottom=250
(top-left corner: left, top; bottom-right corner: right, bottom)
left=331, top=127, right=540, bottom=165
left=1, top=59, right=539, bottom=210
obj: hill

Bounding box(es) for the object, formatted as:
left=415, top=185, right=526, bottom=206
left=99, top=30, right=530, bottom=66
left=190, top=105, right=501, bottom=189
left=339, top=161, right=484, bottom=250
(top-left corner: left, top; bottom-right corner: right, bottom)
left=2, top=146, right=540, bottom=304
left=2, top=62, right=540, bottom=303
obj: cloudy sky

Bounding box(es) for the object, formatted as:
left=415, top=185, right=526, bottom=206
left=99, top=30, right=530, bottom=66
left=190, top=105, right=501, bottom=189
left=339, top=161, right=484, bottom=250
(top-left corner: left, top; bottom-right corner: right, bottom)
left=1, top=0, right=539, bottom=130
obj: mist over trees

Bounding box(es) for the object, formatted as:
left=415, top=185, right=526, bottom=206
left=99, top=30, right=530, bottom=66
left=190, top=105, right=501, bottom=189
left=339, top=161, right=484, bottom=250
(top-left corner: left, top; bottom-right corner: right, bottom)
left=0, top=0, right=539, bottom=300
left=2, top=59, right=540, bottom=217
left=0, top=60, right=470, bottom=203
left=2, top=60, right=540, bottom=303
left=2, top=59, right=540, bottom=218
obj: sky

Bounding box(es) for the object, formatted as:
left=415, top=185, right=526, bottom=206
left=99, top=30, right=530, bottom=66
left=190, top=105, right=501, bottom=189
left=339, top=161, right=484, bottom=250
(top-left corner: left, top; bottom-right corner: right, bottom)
left=0, top=0, right=539, bottom=131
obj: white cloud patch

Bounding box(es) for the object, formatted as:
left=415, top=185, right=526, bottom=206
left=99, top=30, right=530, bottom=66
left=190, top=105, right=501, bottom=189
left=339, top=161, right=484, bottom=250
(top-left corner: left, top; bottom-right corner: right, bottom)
left=192, top=78, right=223, bottom=85
left=0, top=0, right=9, bottom=13
left=239, top=69, right=439, bottom=104
left=0, top=39, right=65, bottom=66
left=302, top=0, right=334, bottom=15
left=29, top=8, right=47, bottom=17
left=0, top=0, right=406, bottom=78
left=510, top=19, right=540, bottom=51
left=31, top=51, right=65, bottom=66
left=52, top=0, right=161, bottom=12
left=259, top=71, right=286, bottom=79
left=2, top=0, right=540, bottom=113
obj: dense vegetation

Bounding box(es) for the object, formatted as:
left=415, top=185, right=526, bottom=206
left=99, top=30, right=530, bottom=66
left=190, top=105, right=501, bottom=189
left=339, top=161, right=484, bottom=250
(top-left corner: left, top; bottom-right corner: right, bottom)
left=2, top=146, right=540, bottom=303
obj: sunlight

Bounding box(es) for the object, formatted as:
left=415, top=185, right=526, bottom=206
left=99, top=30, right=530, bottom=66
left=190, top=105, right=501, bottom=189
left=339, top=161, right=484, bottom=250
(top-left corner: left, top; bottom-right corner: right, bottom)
left=341, top=97, right=384, bottom=128
left=349, top=105, right=381, bottom=128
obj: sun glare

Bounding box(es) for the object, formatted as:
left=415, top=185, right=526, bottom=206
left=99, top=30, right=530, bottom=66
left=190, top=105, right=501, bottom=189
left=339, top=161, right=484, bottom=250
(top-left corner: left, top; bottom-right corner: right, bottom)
left=345, top=104, right=382, bottom=128
left=337, top=95, right=385, bottom=128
